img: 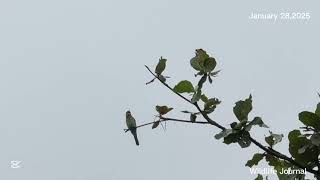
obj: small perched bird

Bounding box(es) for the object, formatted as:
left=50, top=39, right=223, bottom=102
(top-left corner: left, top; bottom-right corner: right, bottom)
left=126, top=110, right=139, bottom=146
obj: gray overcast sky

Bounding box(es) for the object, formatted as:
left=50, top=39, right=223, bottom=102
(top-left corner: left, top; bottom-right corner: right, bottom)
left=0, top=0, right=319, bottom=179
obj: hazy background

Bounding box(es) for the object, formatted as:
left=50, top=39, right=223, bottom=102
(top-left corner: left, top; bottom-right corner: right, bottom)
left=0, top=0, right=319, bottom=179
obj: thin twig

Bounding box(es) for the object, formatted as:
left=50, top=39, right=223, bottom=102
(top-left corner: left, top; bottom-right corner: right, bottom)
left=124, top=117, right=211, bottom=132
left=145, top=65, right=192, bottom=104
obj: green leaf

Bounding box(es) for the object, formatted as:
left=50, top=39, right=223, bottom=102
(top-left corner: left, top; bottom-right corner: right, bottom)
left=246, top=153, right=264, bottom=168
left=245, top=117, right=269, bottom=131
left=204, top=98, right=221, bottom=114
left=200, top=94, right=209, bottom=103
left=190, top=49, right=210, bottom=71
left=298, top=144, right=311, bottom=154
left=215, top=129, right=233, bottom=140
left=299, top=111, right=320, bottom=130
left=152, top=121, right=160, bottom=129
left=241, top=141, right=254, bottom=150
left=265, top=131, right=283, bottom=147
left=223, top=133, right=237, bottom=144
left=316, top=103, right=320, bottom=117
left=155, top=57, right=167, bottom=75
left=233, top=95, right=253, bottom=121
left=155, top=105, right=173, bottom=115
left=272, top=133, right=283, bottom=145
left=255, top=174, right=263, bottom=180
left=190, top=114, right=197, bottom=123
left=288, top=130, right=319, bottom=167
left=237, top=131, right=251, bottom=148
left=265, top=136, right=274, bottom=147
left=190, top=57, right=202, bottom=71
left=310, top=133, right=320, bottom=146
left=173, top=80, right=194, bottom=93
left=223, top=130, right=251, bottom=148
left=203, top=57, right=216, bottom=72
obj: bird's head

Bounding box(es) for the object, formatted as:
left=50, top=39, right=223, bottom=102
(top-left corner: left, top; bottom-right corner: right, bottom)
left=126, top=110, right=131, bottom=118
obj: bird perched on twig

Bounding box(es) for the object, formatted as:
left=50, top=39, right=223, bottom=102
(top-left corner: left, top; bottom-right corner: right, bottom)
left=126, top=110, right=139, bottom=146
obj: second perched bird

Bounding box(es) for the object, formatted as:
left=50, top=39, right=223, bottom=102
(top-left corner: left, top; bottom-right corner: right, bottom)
left=126, top=110, right=139, bottom=146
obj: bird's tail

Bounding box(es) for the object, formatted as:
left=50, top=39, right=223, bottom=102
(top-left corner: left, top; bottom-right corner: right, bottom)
left=131, top=129, right=139, bottom=146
